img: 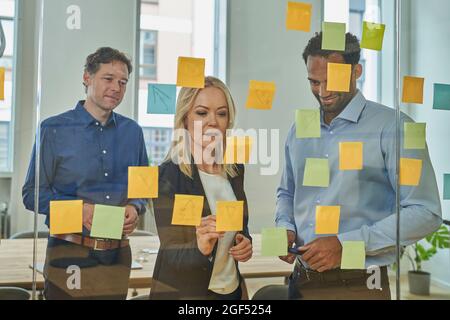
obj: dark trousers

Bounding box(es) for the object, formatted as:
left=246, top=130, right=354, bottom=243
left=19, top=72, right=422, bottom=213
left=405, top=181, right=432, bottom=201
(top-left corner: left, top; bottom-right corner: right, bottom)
left=288, top=261, right=391, bottom=300
left=43, top=237, right=131, bottom=300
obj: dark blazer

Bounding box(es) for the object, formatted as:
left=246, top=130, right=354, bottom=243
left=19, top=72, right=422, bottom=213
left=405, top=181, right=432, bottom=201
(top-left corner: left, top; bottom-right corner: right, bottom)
left=150, top=161, right=251, bottom=300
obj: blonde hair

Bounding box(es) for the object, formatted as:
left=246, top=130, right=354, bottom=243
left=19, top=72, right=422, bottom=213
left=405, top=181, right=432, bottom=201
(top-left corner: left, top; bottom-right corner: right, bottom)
left=164, top=76, right=239, bottom=179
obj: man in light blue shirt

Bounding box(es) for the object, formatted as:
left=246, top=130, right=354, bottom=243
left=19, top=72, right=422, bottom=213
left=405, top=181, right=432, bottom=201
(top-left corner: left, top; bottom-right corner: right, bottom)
left=276, top=32, right=442, bottom=299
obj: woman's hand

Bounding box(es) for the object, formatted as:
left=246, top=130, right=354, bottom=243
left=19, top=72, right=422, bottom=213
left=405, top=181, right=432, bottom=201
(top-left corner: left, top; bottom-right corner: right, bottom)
left=196, top=215, right=224, bottom=256
left=229, top=233, right=252, bottom=262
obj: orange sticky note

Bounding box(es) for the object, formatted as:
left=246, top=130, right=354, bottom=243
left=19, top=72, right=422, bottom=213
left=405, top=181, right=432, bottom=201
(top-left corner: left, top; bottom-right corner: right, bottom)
left=172, top=194, right=204, bottom=226
left=339, top=142, right=363, bottom=170
left=176, top=57, right=205, bottom=88
left=0, top=67, right=5, bottom=101
left=216, top=201, right=244, bottom=232
left=50, top=200, right=83, bottom=235
left=128, top=166, right=158, bottom=199
left=315, top=206, right=340, bottom=234
left=224, top=136, right=253, bottom=164
left=286, top=1, right=312, bottom=32
left=246, top=80, right=276, bottom=110
left=400, top=158, right=423, bottom=186
left=327, top=63, right=352, bottom=92
left=402, top=76, right=424, bottom=104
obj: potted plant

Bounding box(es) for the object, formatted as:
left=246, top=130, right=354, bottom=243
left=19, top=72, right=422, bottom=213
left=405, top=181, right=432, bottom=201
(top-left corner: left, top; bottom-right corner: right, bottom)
left=404, top=224, right=450, bottom=295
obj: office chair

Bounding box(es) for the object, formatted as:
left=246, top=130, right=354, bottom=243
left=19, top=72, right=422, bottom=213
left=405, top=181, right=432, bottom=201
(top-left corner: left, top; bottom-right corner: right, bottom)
left=9, top=230, right=49, bottom=239
left=0, top=287, right=31, bottom=300
left=252, top=284, right=289, bottom=300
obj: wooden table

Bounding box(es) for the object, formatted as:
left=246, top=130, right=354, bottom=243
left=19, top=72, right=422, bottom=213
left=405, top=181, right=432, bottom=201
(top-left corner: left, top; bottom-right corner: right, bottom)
left=0, top=235, right=293, bottom=290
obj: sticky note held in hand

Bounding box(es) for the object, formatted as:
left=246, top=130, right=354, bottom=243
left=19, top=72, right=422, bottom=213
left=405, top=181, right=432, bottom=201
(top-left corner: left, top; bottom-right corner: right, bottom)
left=341, top=241, right=366, bottom=270
left=128, top=166, right=158, bottom=199
left=261, top=227, right=288, bottom=257
left=172, top=194, right=204, bottom=226
left=176, top=57, right=205, bottom=88
left=216, top=201, right=244, bottom=232
left=90, top=205, right=126, bottom=240
left=50, top=200, right=83, bottom=235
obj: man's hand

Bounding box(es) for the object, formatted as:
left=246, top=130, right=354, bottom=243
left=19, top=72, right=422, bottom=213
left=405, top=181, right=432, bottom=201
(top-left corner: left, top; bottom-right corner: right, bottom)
left=83, top=203, right=95, bottom=231
left=299, top=236, right=342, bottom=272
left=196, top=215, right=224, bottom=256
left=279, top=230, right=297, bottom=264
left=230, top=234, right=252, bottom=262
left=123, top=205, right=139, bottom=236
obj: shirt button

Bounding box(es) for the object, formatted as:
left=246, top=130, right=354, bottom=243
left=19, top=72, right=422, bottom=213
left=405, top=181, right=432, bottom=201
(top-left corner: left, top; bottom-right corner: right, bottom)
left=316, top=200, right=321, bottom=204
left=104, top=173, right=108, bottom=177
left=106, top=195, right=110, bottom=199
left=96, top=122, right=99, bottom=126
left=309, top=224, right=313, bottom=227
left=325, top=154, right=329, bottom=158
left=330, top=131, right=334, bottom=134
left=100, top=128, right=103, bottom=132
left=102, top=150, right=107, bottom=154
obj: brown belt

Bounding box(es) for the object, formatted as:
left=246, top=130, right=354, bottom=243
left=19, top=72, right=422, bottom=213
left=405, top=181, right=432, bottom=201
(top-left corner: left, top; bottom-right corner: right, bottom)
left=51, top=233, right=129, bottom=251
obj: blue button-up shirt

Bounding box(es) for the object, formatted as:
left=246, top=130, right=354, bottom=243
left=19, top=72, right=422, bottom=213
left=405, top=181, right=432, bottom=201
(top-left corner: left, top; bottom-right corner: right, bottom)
left=276, top=91, right=442, bottom=267
left=23, top=101, right=149, bottom=228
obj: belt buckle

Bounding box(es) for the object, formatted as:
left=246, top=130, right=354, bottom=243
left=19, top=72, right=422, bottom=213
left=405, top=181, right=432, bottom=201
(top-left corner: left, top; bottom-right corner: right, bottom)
left=93, top=239, right=105, bottom=251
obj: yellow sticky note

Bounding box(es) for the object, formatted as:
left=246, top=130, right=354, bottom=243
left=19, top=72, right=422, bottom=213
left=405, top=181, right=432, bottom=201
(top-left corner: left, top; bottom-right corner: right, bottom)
left=0, top=67, right=5, bottom=101
left=216, top=201, right=244, bottom=232
left=176, top=57, right=205, bottom=88
left=402, top=76, right=424, bottom=104
left=327, top=63, right=352, bottom=92
left=315, top=206, right=340, bottom=234
left=400, top=158, right=423, bottom=186
left=286, top=1, right=312, bottom=32
left=172, top=194, right=204, bottom=226
left=224, top=136, right=253, bottom=164
left=361, top=21, right=386, bottom=51
left=128, top=166, right=158, bottom=199
left=246, top=80, right=276, bottom=110
left=339, top=142, right=363, bottom=171
left=50, top=200, right=83, bottom=235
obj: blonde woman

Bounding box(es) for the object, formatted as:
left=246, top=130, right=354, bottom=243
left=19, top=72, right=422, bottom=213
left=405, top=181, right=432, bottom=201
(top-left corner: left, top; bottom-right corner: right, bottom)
left=150, top=76, right=252, bottom=300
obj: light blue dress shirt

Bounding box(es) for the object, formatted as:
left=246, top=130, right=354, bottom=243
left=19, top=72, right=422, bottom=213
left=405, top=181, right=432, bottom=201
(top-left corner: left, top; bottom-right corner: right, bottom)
left=276, top=91, right=442, bottom=268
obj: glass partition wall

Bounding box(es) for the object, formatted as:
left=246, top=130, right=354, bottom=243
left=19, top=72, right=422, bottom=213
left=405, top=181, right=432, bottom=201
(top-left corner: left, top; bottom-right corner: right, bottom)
left=0, top=0, right=448, bottom=301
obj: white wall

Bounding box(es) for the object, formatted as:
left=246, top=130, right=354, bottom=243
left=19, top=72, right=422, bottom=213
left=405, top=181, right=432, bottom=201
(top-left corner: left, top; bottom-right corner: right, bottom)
left=227, top=0, right=322, bottom=233
left=406, top=0, right=450, bottom=287
left=9, top=0, right=138, bottom=234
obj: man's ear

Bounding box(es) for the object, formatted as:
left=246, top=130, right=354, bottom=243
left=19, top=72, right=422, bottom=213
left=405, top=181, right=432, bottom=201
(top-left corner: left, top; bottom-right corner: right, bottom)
left=83, top=71, right=91, bottom=88
left=354, top=63, right=363, bottom=80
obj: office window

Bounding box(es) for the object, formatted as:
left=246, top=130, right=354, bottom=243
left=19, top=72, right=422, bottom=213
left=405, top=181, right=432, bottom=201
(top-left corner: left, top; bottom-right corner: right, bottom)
left=324, top=0, right=381, bottom=101
left=137, top=0, right=222, bottom=164
left=0, top=0, right=16, bottom=172
left=140, top=30, right=157, bottom=80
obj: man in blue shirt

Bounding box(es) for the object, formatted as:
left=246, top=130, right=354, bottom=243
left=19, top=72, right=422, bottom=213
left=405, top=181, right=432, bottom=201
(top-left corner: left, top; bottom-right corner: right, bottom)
left=22, top=47, right=149, bottom=299
left=276, top=33, right=442, bottom=299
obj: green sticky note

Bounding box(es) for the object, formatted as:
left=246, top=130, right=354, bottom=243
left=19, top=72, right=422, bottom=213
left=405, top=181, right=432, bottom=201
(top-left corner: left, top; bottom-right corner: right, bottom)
left=361, top=21, right=386, bottom=51
left=90, top=205, right=125, bottom=240
left=322, top=22, right=346, bottom=51
left=341, top=241, right=366, bottom=270
left=296, top=109, right=321, bottom=138
left=433, top=83, right=450, bottom=111
left=261, top=227, right=288, bottom=256
left=303, top=158, right=330, bottom=187
left=444, top=174, right=450, bottom=200
left=404, top=123, right=426, bottom=150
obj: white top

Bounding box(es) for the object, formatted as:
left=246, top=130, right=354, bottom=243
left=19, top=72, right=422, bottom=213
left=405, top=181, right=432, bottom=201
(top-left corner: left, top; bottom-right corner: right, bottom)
left=198, top=170, right=240, bottom=295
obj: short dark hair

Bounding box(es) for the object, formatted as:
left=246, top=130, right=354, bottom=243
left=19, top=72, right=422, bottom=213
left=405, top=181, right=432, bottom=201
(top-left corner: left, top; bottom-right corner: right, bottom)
left=302, top=32, right=361, bottom=65
left=84, top=47, right=133, bottom=75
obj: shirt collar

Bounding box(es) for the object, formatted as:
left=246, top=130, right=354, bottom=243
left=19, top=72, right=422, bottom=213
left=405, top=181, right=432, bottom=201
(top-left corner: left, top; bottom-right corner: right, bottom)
left=334, top=90, right=367, bottom=123
left=75, top=101, right=117, bottom=128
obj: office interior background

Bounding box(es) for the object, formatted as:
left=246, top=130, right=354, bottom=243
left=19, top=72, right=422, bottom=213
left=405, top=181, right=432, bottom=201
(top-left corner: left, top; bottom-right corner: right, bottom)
left=0, top=0, right=449, bottom=300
